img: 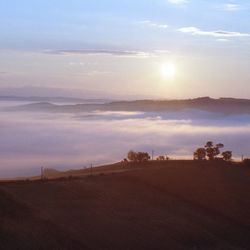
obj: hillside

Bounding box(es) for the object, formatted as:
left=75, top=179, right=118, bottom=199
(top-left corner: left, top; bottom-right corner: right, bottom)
left=5, top=97, right=250, bottom=115
left=1, top=160, right=250, bottom=249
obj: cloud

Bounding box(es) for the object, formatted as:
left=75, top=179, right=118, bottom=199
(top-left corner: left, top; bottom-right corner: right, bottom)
left=153, top=49, right=171, bottom=54
left=167, top=0, right=188, bottom=5
left=45, top=49, right=171, bottom=59
left=222, top=4, right=241, bottom=11
left=139, top=20, right=168, bottom=29
left=79, top=70, right=112, bottom=76
left=178, top=26, right=250, bottom=38
left=46, top=49, right=152, bottom=58
left=217, top=38, right=229, bottom=42
left=71, top=62, right=97, bottom=65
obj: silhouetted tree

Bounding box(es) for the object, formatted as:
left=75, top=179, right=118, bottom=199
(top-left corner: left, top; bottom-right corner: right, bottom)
left=205, top=141, right=213, bottom=148
left=216, top=143, right=224, bottom=148
left=128, top=150, right=137, bottom=162
left=156, top=156, right=165, bottom=161
left=205, top=141, right=224, bottom=160
left=137, top=152, right=150, bottom=162
left=193, top=148, right=206, bottom=160
left=194, top=141, right=232, bottom=161
left=222, top=151, right=232, bottom=161
left=127, top=150, right=150, bottom=162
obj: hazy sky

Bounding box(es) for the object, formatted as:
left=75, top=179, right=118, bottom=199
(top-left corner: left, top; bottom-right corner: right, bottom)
left=0, top=0, right=250, bottom=98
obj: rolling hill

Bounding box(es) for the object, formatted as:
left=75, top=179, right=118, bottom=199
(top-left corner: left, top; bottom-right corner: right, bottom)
left=5, top=97, right=250, bottom=115
left=1, top=160, right=250, bottom=249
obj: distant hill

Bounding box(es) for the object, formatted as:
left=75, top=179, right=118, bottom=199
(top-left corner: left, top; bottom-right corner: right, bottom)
left=5, top=97, right=250, bottom=115
left=0, top=95, right=111, bottom=104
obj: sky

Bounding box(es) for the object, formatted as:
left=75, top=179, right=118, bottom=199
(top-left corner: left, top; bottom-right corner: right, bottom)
left=0, top=0, right=250, bottom=99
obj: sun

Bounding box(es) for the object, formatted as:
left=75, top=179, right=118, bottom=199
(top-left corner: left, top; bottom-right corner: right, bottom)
left=161, top=62, right=177, bottom=79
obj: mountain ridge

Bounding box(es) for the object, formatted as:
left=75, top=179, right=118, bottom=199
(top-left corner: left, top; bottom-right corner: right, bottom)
left=4, top=96, right=250, bottom=115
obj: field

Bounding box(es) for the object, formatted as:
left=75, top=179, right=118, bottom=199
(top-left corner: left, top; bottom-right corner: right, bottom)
left=1, top=160, right=250, bottom=249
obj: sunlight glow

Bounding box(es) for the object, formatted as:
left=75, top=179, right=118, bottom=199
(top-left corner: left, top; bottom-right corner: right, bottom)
left=161, top=63, right=177, bottom=79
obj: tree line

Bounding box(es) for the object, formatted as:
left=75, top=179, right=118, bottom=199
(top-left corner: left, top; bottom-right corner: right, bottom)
left=127, top=150, right=151, bottom=162
left=193, top=141, right=232, bottom=161
left=126, top=141, right=233, bottom=163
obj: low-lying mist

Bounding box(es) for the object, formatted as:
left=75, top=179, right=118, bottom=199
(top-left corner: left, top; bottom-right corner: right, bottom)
left=1, top=102, right=250, bottom=177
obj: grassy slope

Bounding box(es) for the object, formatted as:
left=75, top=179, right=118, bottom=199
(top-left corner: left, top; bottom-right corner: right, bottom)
left=1, top=161, right=250, bottom=249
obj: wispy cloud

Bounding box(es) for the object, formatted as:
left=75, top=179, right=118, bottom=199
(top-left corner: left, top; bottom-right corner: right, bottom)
left=139, top=20, right=168, bottom=29
left=79, top=70, right=112, bottom=76
left=216, top=38, right=229, bottom=42
left=222, top=3, right=241, bottom=11
left=178, top=26, right=250, bottom=38
left=45, top=49, right=151, bottom=58
left=45, top=49, right=170, bottom=58
left=167, top=0, right=188, bottom=5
